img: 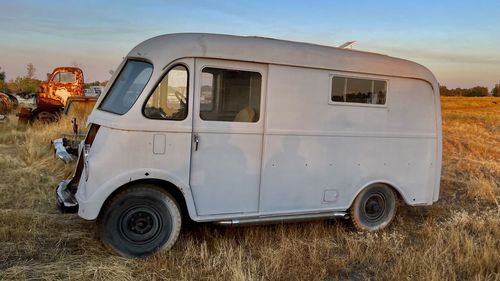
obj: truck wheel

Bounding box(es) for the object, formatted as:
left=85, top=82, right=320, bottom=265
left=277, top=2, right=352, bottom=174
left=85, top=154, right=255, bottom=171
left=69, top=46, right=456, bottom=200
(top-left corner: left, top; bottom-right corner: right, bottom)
left=99, top=184, right=182, bottom=257
left=350, top=184, right=397, bottom=231
left=34, top=111, right=59, bottom=123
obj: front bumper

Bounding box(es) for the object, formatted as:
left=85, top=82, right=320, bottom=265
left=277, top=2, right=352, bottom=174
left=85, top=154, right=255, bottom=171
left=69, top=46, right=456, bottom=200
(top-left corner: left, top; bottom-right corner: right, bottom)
left=56, top=141, right=85, bottom=213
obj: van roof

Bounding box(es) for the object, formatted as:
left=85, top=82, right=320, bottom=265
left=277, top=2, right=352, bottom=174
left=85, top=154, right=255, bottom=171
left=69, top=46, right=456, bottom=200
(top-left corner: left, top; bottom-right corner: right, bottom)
left=128, top=33, right=437, bottom=87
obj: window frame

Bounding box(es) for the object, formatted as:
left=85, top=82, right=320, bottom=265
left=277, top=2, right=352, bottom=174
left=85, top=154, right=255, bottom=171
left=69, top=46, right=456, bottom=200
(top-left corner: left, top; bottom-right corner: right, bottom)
left=198, top=65, right=263, bottom=123
left=328, top=73, right=389, bottom=108
left=99, top=58, right=154, bottom=116
left=200, top=71, right=215, bottom=112
left=142, top=63, right=190, bottom=121
left=51, top=71, right=76, bottom=84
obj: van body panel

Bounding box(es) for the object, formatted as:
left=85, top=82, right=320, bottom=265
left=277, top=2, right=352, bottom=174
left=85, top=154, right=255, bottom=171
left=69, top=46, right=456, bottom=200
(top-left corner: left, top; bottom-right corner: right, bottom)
left=75, top=34, right=442, bottom=223
left=259, top=64, right=438, bottom=212
left=77, top=167, right=196, bottom=220
left=124, top=33, right=437, bottom=88
left=190, top=59, right=267, bottom=216
left=260, top=135, right=436, bottom=213
left=189, top=132, right=263, bottom=215
left=89, top=58, right=195, bottom=133
left=265, top=65, right=436, bottom=136
left=75, top=126, right=197, bottom=220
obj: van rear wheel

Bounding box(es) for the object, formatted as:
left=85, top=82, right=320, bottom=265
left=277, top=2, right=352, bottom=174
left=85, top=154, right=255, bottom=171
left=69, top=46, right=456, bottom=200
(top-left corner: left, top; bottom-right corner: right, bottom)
left=98, top=184, right=182, bottom=257
left=350, top=184, right=396, bottom=231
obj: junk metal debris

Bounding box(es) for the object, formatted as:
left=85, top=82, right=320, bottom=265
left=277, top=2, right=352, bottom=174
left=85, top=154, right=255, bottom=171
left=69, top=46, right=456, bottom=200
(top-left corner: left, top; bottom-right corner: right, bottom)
left=53, top=138, right=75, bottom=163
left=0, top=114, right=8, bottom=123
left=0, top=92, right=13, bottom=114
left=52, top=118, right=85, bottom=163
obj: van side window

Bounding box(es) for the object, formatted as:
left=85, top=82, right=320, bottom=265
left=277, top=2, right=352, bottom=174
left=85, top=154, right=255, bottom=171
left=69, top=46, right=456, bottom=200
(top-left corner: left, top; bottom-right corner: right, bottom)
left=200, top=67, right=261, bottom=122
left=100, top=60, right=153, bottom=115
left=331, top=76, right=387, bottom=105
left=144, top=65, right=188, bottom=120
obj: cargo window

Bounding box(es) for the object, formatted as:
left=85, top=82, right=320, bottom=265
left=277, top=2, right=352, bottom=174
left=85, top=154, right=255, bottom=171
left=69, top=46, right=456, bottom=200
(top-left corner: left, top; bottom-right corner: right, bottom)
left=331, top=76, right=387, bottom=105
left=99, top=60, right=153, bottom=115
left=200, top=67, right=261, bottom=122
left=144, top=65, right=188, bottom=120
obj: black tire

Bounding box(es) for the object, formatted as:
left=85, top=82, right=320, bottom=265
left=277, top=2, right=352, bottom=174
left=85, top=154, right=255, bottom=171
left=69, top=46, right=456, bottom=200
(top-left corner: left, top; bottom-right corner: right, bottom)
left=98, top=184, right=182, bottom=257
left=350, top=184, right=397, bottom=231
left=34, top=110, right=59, bottom=123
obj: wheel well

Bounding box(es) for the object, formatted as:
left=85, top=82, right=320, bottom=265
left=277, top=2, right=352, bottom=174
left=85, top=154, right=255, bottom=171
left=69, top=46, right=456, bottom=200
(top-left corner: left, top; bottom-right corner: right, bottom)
left=383, top=183, right=404, bottom=203
left=98, top=179, right=190, bottom=222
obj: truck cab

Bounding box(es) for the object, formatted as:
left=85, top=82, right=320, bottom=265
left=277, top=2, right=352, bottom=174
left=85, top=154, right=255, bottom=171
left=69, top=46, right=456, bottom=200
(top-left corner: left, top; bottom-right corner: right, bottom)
left=19, top=67, right=84, bottom=123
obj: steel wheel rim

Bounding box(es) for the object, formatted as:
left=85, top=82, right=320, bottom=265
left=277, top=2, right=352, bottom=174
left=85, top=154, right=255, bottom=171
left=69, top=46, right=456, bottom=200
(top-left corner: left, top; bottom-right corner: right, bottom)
left=362, top=192, right=387, bottom=222
left=119, top=205, right=163, bottom=245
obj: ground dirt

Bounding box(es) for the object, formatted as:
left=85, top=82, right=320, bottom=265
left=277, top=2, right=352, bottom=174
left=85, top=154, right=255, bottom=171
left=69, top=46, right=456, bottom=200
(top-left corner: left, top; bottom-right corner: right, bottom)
left=0, top=97, right=499, bottom=280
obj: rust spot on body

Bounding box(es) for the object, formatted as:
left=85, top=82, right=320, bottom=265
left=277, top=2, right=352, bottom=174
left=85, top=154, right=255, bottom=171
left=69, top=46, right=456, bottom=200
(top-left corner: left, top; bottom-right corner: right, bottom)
left=0, top=93, right=12, bottom=114
left=38, top=67, right=84, bottom=108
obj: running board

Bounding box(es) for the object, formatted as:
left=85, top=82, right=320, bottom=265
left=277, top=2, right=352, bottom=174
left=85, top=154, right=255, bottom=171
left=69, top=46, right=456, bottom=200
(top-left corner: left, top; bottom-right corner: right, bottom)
left=214, top=211, right=348, bottom=226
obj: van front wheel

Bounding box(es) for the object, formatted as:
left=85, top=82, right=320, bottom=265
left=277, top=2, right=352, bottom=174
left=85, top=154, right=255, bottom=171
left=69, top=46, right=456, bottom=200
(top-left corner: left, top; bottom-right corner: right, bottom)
left=99, top=185, right=182, bottom=257
left=350, top=184, right=396, bottom=231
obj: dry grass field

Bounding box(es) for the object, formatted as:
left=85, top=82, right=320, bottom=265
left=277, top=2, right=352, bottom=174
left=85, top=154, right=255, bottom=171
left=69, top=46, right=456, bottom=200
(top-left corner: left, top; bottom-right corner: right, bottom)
left=0, top=97, right=499, bottom=280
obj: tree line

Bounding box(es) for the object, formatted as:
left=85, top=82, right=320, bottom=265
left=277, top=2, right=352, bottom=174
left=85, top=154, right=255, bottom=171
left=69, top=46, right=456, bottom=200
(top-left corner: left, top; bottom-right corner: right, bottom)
left=439, top=85, right=500, bottom=97
left=0, top=64, right=41, bottom=94
left=0, top=64, right=107, bottom=95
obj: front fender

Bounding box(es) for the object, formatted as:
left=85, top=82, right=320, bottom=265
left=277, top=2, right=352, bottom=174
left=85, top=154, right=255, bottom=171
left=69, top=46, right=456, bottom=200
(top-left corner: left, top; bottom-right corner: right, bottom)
left=76, top=168, right=196, bottom=220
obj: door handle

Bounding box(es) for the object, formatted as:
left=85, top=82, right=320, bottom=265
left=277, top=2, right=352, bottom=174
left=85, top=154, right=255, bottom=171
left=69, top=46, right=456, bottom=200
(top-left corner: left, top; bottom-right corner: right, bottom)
left=194, top=134, right=199, bottom=151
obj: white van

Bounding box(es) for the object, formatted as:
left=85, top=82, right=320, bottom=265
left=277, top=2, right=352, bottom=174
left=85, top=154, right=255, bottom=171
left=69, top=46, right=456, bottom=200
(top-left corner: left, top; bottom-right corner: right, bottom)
left=57, top=33, right=442, bottom=257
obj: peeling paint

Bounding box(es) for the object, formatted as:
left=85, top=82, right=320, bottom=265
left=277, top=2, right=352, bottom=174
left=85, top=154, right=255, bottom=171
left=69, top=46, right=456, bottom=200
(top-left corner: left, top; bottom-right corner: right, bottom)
left=0, top=93, right=12, bottom=114
left=38, top=67, right=84, bottom=108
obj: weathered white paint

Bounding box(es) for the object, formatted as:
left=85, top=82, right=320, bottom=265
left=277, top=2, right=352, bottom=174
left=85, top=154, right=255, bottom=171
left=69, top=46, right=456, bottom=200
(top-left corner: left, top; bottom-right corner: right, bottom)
left=76, top=33, right=442, bottom=222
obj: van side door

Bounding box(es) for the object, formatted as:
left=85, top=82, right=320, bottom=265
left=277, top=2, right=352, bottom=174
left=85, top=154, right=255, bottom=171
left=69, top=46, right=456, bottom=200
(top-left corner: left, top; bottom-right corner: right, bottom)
left=190, top=59, right=267, bottom=216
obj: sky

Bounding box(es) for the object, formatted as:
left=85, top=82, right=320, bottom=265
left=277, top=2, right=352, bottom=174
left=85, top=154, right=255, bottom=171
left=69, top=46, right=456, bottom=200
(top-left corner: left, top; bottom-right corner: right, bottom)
left=0, top=0, right=499, bottom=89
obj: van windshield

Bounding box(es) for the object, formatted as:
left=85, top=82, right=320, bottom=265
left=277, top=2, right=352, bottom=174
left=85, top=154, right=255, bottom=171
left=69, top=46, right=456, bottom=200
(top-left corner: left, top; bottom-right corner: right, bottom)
left=99, top=60, right=153, bottom=115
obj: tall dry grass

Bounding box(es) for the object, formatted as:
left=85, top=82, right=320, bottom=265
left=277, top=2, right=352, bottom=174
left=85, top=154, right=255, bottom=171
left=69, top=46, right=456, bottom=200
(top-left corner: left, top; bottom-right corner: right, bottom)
left=0, top=97, right=499, bottom=281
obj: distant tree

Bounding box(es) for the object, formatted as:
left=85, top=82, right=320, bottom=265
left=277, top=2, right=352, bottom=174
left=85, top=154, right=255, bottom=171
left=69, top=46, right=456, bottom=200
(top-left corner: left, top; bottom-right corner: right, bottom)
left=7, top=77, right=41, bottom=94
left=7, top=63, right=41, bottom=93
left=0, top=66, right=5, bottom=82
left=0, top=66, right=7, bottom=93
left=439, top=85, right=452, bottom=96
left=0, top=81, right=7, bottom=93
left=440, top=85, right=489, bottom=97
left=26, top=63, right=36, bottom=79
left=492, top=84, right=500, bottom=97
left=465, top=86, right=488, bottom=97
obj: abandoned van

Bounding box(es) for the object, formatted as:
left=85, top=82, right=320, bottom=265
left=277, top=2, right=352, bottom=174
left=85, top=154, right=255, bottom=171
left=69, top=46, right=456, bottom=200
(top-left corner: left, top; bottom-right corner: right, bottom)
left=56, top=33, right=442, bottom=257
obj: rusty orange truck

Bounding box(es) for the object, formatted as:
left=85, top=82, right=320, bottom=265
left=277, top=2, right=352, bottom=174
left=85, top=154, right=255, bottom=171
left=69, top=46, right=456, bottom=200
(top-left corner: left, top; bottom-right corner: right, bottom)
left=18, top=67, right=97, bottom=123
